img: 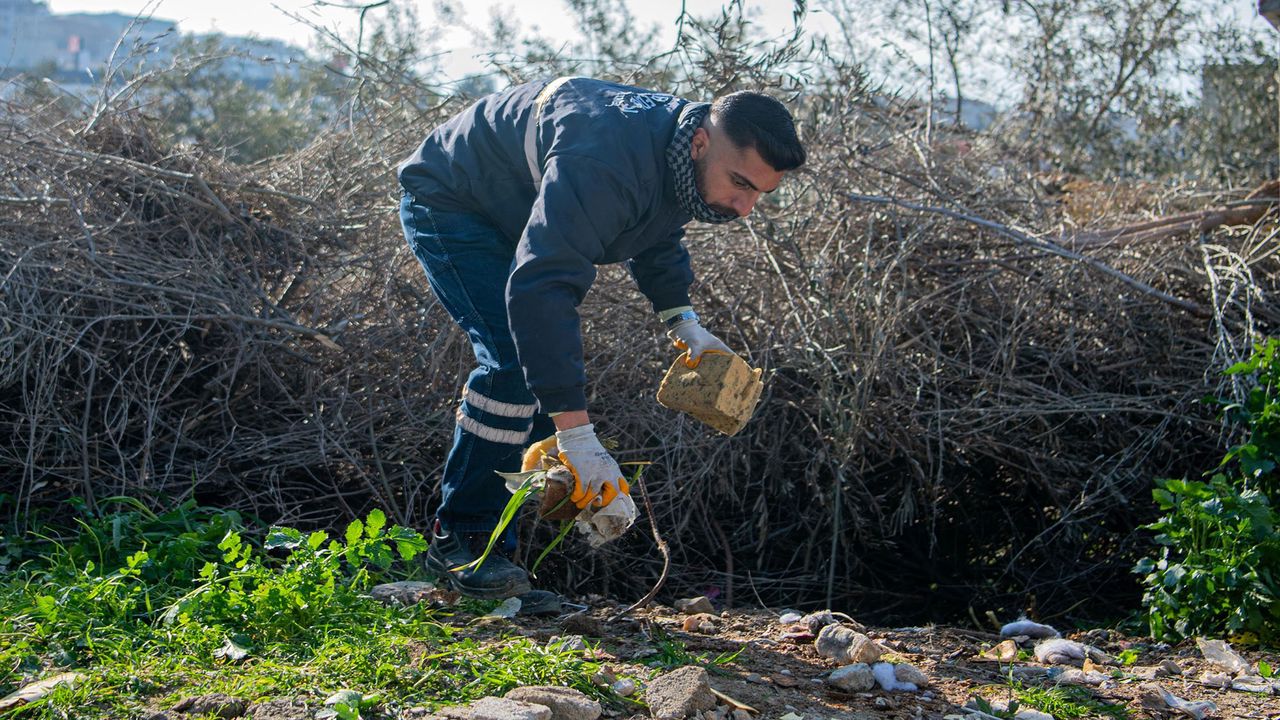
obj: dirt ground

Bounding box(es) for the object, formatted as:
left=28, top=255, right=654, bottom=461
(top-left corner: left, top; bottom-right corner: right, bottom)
left=498, top=597, right=1280, bottom=720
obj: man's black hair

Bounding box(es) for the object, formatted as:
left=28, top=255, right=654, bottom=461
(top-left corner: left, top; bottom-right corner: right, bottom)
left=710, top=91, right=806, bottom=171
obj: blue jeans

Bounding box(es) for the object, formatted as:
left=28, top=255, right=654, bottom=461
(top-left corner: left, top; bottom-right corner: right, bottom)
left=399, top=192, right=557, bottom=535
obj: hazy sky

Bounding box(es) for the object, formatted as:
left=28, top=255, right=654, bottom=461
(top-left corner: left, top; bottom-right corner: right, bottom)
left=46, top=0, right=820, bottom=78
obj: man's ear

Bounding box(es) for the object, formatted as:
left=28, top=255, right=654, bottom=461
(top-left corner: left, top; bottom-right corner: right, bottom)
left=690, top=126, right=709, bottom=160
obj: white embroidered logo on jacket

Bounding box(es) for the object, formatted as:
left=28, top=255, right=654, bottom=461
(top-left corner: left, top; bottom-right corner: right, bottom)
left=606, top=91, right=675, bottom=115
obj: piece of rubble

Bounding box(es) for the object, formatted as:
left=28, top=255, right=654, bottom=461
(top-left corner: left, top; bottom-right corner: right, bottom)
left=682, top=613, right=718, bottom=634
left=1138, top=683, right=1217, bottom=720
left=802, top=610, right=838, bottom=634
left=1013, top=710, right=1053, bottom=720
left=674, top=597, right=715, bottom=615
left=432, top=697, right=552, bottom=720
left=369, top=581, right=438, bottom=606
left=977, top=640, right=1018, bottom=663
left=173, top=694, right=248, bottom=718
left=1160, top=658, right=1183, bottom=676
left=645, top=666, right=716, bottom=720
left=610, top=679, right=636, bottom=697
left=872, top=662, right=917, bottom=691
left=778, top=610, right=803, bottom=624
left=827, top=663, right=875, bottom=692
left=1056, top=668, right=1108, bottom=686
left=246, top=698, right=311, bottom=720
left=548, top=635, right=587, bottom=652
left=894, top=663, right=929, bottom=688
left=1000, top=619, right=1060, bottom=639
left=815, top=625, right=883, bottom=664
left=1196, top=638, right=1250, bottom=675
left=505, top=687, right=601, bottom=720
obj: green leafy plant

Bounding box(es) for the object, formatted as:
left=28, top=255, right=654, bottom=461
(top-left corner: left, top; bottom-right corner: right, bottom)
left=1135, top=338, right=1280, bottom=641
left=164, top=509, right=427, bottom=644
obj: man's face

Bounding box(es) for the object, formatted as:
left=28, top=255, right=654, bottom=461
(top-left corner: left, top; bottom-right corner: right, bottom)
left=690, top=119, right=785, bottom=218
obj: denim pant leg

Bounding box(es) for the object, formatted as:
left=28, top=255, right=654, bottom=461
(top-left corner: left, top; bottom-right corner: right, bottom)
left=400, top=194, right=557, bottom=535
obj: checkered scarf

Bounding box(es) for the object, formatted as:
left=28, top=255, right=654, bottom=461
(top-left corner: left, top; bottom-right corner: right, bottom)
left=666, top=102, right=738, bottom=225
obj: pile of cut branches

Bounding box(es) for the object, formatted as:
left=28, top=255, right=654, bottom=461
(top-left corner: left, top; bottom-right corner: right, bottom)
left=2, top=68, right=1275, bottom=621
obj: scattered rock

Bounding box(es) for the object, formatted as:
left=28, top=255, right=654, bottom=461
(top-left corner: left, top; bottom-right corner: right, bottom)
left=560, top=613, right=603, bottom=637
left=743, top=673, right=766, bottom=684
left=1138, top=683, right=1217, bottom=720
left=548, top=635, right=587, bottom=652
left=433, top=697, right=553, bottom=720
left=1057, top=668, right=1109, bottom=686
left=815, top=625, right=883, bottom=664
left=1196, top=638, right=1250, bottom=675
left=610, top=679, right=636, bottom=697
left=827, top=663, right=876, bottom=692
left=645, top=666, right=716, bottom=720
left=682, top=613, right=718, bottom=634
left=247, top=698, right=311, bottom=720
left=1000, top=619, right=1059, bottom=639
left=778, top=610, right=803, bottom=624
left=369, top=581, right=438, bottom=606
left=173, top=693, right=248, bottom=718
left=1159, top=658, right=1184, bottom=676
left=894, top=663, right=929, bottom=688
left=674, top=597, right=715, bottom=615
left=977, top=639, right=1018, bottom=663
left=142, top=713, right=174, bottom=720
left=772, top=673, right=799, bottom=688
left=504, top=686, right=601, bottom=720
left=731, top=710, right=751, bottom=720
left=1013, top=710, right=1054, bottom=720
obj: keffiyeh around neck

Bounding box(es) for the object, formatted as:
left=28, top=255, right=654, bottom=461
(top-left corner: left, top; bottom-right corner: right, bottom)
left=666, top=102, right=739, bottom=225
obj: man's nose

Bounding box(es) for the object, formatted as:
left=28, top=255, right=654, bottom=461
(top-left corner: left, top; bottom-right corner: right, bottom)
left=734, top=191, right=760, bottom=217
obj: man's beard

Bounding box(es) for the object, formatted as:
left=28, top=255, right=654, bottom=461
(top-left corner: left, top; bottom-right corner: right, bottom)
left=693, top=153, right=741, bottom=218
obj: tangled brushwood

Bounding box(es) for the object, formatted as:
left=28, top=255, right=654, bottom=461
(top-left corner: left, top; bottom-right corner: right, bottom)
left=1, top=59, right=1276, bottom=622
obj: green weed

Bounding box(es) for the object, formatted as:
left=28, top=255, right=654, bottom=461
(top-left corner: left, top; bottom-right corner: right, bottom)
left=0, top=505, right=617, bottom=719
left=1135, top=338, right=1280, bottom=642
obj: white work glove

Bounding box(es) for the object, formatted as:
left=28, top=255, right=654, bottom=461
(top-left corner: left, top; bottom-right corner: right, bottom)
left=668, top=316, right=733, bottom=368
left=554, top=424, right=630, bottom=508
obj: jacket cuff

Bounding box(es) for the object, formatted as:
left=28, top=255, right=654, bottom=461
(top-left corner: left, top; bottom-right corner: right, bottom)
left=534, top=386, right=588, bottom=414
left=646, top=288, right=692, bottom=314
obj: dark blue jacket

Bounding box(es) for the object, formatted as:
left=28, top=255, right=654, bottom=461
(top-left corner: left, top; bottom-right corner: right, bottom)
left=397, top=78, right=697, bottom=412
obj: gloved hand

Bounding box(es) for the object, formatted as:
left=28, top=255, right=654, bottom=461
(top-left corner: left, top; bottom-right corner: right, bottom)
left=668, top=317, right=733, bottom=368
left=554, top=424, right=630, bottom=508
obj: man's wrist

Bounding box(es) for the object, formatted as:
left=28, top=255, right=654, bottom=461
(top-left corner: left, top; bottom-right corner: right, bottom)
left=551, top=410, right=590, bottom=431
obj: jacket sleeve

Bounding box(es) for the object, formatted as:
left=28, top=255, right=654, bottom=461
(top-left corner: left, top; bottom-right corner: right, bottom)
left=627, top=228, right=694, bottom=313
left=506, top=154, right=639, bottom=413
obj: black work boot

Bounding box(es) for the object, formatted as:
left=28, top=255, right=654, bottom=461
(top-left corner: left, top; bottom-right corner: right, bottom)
left=425, top=520, right=532, bottom=599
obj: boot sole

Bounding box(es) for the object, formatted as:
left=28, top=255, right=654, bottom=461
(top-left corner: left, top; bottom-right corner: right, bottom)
left=425, top=554, right=532, bottom=600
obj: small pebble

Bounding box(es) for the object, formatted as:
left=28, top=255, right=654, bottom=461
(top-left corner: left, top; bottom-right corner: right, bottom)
left=874, top=697, right=890, bottom=708
left=610, top=678, right=636, bottom=697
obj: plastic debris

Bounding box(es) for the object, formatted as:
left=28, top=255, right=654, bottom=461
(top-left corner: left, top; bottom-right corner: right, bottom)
left=1000, top=619, right=1060, bottom=639
left=1138, top=683, right=1217, bottom=719
left=872, top=662, right=918, bottom=691
left=1196, top=638, right=1250, bottom=675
